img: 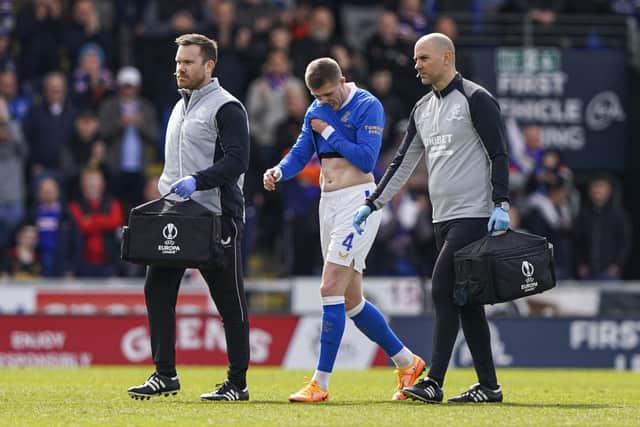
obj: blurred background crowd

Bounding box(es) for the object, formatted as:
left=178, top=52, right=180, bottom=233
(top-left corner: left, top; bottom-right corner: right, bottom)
left=0, top=0, right=639, bottom=282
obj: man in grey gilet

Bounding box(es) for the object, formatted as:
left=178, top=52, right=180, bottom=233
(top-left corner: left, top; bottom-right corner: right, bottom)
left=353, top=33, right=511, bottom=403
left=128, top=34, right=251, bottom=402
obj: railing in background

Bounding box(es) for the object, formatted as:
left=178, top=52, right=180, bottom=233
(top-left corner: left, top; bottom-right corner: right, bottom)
left=445, top=12, right=630, bottom=50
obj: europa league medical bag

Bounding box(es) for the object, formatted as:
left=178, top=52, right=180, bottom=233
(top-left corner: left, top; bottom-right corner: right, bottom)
left=453, top=230, right=556, bottom=306
left=121, top=194, right=222, bottom=268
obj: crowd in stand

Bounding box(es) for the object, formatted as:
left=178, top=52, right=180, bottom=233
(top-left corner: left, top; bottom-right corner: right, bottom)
left=0, top=0, right=636, bottom=281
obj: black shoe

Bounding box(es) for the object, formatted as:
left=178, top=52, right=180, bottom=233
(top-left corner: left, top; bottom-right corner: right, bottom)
left=128, top=372, right=180, bottom=400
left=402, top=378, right=443, bottom=403
left=448, top=383, right=503, bottom=403
left=200, top=380, right=249, bottom=401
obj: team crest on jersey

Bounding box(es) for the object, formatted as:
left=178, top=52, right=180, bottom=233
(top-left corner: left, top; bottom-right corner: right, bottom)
left=341, top=111, right=351, bottom=122
left=446, top=104, right=464, bottom=121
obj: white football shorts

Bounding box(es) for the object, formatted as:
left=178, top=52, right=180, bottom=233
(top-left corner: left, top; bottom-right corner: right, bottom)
left=319, top=182, right=381, bottom=273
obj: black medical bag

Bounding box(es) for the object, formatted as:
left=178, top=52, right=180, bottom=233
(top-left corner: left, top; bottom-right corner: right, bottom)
left=121, top=195, right=222, bottom=268
left=453, top=230, right=556, bottom=305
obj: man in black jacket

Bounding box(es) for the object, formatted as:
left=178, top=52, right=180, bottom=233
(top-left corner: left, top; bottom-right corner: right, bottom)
left=575, top=174, right=631, bottom=280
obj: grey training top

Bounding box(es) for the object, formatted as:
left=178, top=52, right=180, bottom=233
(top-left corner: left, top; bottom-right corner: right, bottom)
left=159, top=78, right=249, bottom=219
left=367, top=73, right=510, bottom=223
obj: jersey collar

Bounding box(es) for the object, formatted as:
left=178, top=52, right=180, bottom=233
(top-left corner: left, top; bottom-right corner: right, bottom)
left=338, top=82, right=357, bottom=110
left=433, top=72, right=462, bottom=99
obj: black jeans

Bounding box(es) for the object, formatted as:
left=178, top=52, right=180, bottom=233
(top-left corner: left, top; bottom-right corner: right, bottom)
left=144, top=216, right=250, bottom=388
left=427, top=217, right=498, bottom=389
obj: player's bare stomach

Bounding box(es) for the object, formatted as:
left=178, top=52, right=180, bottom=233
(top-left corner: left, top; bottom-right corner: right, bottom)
left=320, top=157, right=374, bottom=192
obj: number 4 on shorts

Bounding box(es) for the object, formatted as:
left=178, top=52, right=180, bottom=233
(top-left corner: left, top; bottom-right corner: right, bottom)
left=342, top=232, right=354, bottom=251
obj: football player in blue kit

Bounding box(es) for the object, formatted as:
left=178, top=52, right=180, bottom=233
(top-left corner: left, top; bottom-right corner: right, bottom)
left=263, top=57, right=425, bottom=402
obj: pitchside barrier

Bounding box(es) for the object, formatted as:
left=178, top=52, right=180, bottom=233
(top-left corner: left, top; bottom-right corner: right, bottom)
left=0, top=279, right=639, bottom=370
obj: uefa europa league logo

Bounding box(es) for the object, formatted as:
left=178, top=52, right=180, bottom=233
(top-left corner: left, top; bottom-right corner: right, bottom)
left=162, top=223, right=178, bottom=240
left=521, top=260, right=534, bottom=278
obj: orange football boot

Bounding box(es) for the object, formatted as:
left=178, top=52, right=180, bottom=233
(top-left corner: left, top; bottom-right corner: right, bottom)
left=393, top=355, right=426, bottom=400
left=288, top=379, right=329, bottom=403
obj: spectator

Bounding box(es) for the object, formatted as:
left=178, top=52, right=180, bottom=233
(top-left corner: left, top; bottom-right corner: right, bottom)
left=256, top=84, right=322, bottom=275
left=0, top=97, right=27, bottom=252
left=526, top=148, right=573, bottom=195
left=574, top=174, right=632, bottom=281
left=23, top=71, right=77, bottom=179
left=290, top=6, right=345, bottom=78
left=368, top=69, right=406, bottom=153
left=14, top=0, right=65, bottom=84
left=278, top=164, right=323, bottom=276
left=112, top=0, right=149, bottom=65
left=523, top=174, right=574, bottom=279
left=433, top=15, right=474, bottom=80
left=273, top=84, right=310, bottom=157
left=141, top=0, right=202, bottom=38
left=330, top=44, right=366, bottom=85
left=0, top=27, right=15, bottom=72
left=203, top=0, right=252, bottom=98
left=235, top=0, right=283, bottom=35
left=30, top=176, right=81, bottom=277
left=61, top=109, right=109, bottom=199
left=246, top=49, right=305, bottom=171
left=119, top=173, right=162, bottom=278
left=363, top=10, right=419, bottom=111
left=70, top=42, right=114, bottom=111
left=245, top=24, right=295, bottom=80
left=365, top=10, right=404, bottom=72
left=368, top=188, right=421, bottom=276
left=99, top=66, right=159, bottom=213
left=68, top=168, right=123, bottom=277
left=0, top=68, right=32, bottom=124
left=268, top=25, right=293, bottom=53
left=409, top=191, right=437, bottom=278
left=287, top=0, right=311, bottom=41
left=396, top=0, right=428, bottom=41
left=64, top=0, right=114, bottom=69
left=4, top=224, right=42, bottom=280
left=506, top=122, right=544, bottom=196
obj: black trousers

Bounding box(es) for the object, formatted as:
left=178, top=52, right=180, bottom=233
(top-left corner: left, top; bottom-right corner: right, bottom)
left=427, top=218, right=498, bottom=389
left=144, top=216, right=250, bottom=388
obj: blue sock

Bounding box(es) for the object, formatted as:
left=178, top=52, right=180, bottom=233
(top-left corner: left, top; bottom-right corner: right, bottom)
left=348, top=300, right=403, bottom=357
left=317, top=297, right=346, bottom=373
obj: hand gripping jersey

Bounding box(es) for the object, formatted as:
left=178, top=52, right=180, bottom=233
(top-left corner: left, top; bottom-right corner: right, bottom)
left=277, top=84, right=385, bottom=180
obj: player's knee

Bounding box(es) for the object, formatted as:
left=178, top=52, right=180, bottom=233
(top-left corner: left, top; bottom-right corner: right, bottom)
left=320, top=281, right=342, bottom=297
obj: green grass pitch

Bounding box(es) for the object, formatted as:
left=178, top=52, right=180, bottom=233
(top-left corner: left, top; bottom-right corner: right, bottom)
left=1, top=367, right=638, bottom=426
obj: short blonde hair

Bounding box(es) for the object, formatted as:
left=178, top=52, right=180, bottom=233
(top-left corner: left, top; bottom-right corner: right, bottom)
left=304, top=57, right=342, bottom=90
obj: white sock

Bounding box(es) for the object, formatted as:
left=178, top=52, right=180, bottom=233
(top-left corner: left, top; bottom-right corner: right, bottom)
left=390, top=347, right=414, bottom=369
left=312, top=370, right=331, bottom=390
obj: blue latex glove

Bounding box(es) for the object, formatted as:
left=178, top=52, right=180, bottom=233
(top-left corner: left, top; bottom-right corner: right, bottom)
left=352, top=205, right=372, bottom=235
left=171, top=176, right=197, bottom=198
left=487, top=207, right=510, bottom=232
